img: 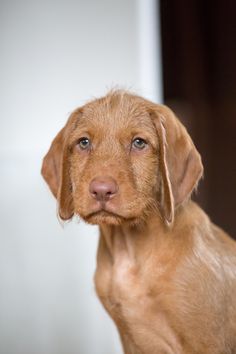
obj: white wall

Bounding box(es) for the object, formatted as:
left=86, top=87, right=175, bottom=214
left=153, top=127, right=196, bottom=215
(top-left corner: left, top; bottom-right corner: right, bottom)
left=0, top=1, right=162, bottom=353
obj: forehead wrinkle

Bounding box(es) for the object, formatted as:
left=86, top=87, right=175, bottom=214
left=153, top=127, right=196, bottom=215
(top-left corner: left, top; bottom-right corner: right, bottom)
left=118, top=111, right=157, bottom=138
left=81, top=91, right=144, bottom=123
left=72, top=91, right=158, bottom=140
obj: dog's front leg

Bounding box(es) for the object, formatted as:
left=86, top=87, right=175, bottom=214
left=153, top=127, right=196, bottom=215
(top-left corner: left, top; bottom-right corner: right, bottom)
left=118, top=330, right=142, bottom=354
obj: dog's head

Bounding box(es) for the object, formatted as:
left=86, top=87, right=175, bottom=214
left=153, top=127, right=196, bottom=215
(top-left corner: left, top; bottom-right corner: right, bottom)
left=41, top=91, right=203, bottom=226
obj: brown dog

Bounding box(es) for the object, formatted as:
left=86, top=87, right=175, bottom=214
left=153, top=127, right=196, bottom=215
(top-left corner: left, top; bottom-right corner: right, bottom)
left=42, top=91, right=236, bottom=354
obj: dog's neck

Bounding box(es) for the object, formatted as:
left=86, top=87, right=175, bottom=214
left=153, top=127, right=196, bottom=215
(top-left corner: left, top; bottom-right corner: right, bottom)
left=98, top=202, right=199, bottom=265
left=99, top=213, right=171, bottom=264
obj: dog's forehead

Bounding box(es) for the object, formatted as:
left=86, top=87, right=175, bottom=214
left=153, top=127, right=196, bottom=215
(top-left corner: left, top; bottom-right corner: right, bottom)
left=78, top=92, right=154, bottom=133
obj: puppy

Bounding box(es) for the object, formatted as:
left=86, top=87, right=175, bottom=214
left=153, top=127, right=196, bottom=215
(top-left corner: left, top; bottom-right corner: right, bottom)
left=42, top=91, right=236, bottom=354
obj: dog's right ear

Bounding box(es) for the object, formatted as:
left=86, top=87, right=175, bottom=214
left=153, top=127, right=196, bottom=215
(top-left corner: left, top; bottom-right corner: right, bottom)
left=41, top=127, right=65, bottom=199
left=41, top=109, right=80, bottom=220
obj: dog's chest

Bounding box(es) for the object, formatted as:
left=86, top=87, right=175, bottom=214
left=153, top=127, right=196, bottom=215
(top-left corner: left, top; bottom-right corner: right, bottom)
left=95, top=232, right=170, bottom=322
left=95, top=247, right=152, bottom=320
left=95, top=251, right=184, bottom=354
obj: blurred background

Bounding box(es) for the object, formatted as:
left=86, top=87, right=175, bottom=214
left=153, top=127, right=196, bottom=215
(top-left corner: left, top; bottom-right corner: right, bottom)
left=0, top=0, right=235, bottom=354
left=160, top=0, right=236, bottom=237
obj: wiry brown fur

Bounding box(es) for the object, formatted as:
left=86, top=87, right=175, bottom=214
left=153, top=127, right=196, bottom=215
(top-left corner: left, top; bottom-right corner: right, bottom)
left=42, top=90, right=236, bottom=354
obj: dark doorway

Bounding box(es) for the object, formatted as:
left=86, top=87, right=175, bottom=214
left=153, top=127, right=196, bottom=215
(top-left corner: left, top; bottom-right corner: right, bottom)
left=160, top=0, right=236, bottom=237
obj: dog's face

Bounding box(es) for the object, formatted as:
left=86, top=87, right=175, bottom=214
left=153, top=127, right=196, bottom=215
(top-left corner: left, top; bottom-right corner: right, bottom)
left=68, top=95, right=159, bottom=225
left=42, top=91, right=203, bottom=226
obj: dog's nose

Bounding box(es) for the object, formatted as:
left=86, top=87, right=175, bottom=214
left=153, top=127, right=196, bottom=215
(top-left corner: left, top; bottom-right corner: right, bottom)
left=89, top=177, right=118, bottom=202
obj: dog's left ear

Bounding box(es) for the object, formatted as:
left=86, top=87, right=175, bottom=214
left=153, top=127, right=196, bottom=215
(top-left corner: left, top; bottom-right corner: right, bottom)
left=150, top=104, right=203, bottom=225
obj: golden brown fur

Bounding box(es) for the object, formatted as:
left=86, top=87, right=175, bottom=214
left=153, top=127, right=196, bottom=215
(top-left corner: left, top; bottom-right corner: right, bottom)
left=42, top=91, right=236, bottom=354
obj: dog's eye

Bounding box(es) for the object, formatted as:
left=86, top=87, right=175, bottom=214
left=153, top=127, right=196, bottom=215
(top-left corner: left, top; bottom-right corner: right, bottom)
left=77, top=137, right=91, bottom=150
left=132, top=138, right=147, bottom=150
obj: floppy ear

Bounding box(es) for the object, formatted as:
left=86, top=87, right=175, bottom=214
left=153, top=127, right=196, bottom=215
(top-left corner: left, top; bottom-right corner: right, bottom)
left=150, top=104, right=203, bottom=225
left=41, top=110, right=80, bottom=220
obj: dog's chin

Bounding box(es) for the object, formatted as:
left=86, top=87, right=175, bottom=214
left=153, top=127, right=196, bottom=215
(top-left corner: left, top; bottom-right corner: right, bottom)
left=81, top=210, right=140, bottom=226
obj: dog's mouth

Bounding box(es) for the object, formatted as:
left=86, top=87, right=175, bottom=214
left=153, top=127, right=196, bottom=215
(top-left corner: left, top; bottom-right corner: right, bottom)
left=82, top=207, right=139, bottom=226
left=83, top=209, right=125, bottom=225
